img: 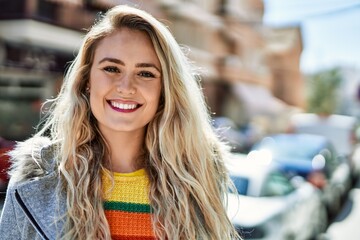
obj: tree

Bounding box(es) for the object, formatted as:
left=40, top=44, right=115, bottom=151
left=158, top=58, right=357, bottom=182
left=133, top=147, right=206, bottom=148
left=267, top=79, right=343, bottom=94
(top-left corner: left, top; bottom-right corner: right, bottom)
left=306, top=68, right=342, bottom=115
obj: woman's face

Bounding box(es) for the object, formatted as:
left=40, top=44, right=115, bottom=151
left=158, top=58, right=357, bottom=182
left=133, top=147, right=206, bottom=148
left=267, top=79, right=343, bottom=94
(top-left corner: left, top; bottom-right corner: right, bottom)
left=89, top=28, right=162, bottom=135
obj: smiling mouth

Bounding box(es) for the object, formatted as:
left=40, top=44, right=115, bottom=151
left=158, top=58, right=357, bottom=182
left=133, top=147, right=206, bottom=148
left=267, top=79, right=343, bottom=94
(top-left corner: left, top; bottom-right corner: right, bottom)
left=108, top=100, right=141, bottom=111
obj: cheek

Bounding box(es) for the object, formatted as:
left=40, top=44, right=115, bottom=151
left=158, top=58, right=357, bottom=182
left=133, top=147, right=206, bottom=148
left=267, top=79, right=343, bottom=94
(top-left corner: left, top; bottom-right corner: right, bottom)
left=89, top=93, right=99, bottom=118
left=89, top=70, right=100, bottom=89
left=148, top=85, right=162, bottom=107
left=89, top=72, right=111, bottom=96
left=88, top=74, right=106, bottom=115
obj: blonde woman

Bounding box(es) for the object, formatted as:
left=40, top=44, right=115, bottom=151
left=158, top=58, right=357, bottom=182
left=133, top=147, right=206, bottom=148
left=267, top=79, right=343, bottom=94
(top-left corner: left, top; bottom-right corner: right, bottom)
left=0, top=5, right=240, bottom=240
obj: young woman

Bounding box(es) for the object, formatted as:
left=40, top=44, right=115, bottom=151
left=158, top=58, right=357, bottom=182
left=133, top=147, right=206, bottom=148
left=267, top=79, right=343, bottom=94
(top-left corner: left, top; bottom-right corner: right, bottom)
left=0, top=5, right=240, bottom=240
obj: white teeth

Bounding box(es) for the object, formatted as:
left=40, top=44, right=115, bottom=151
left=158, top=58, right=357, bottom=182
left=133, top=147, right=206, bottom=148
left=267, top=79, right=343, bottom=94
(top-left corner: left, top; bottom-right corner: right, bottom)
left=111, top=101, right=137, bottom=110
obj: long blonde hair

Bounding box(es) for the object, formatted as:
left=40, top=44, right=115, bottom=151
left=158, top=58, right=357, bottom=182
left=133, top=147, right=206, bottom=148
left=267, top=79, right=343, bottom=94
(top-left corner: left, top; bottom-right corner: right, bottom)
left=37, top=5, right=239, bottom=240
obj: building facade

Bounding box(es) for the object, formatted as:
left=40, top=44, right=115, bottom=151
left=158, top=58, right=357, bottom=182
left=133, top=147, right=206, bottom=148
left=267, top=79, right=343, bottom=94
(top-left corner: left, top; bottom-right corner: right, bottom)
left=0, top=0, right=304, bottom=140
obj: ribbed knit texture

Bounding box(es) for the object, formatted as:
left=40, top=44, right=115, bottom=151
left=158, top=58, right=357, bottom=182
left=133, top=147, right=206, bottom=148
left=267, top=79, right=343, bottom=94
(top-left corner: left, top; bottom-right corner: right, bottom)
left=102, top=169, right=156, bottom=240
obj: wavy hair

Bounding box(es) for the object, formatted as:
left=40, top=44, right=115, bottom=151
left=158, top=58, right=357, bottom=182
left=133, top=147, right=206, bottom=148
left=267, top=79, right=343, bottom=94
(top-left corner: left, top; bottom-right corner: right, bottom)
left=36, top=5, right=240, bottom=240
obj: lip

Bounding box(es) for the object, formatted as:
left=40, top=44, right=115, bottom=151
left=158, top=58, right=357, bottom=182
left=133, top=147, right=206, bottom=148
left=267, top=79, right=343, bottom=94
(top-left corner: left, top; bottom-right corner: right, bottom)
left=107, top=100, right=142, bottom=113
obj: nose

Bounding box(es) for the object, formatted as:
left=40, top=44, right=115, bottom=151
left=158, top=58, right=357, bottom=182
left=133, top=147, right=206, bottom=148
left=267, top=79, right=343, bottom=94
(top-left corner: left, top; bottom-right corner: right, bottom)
left=116, top=74, right=136, bottom=95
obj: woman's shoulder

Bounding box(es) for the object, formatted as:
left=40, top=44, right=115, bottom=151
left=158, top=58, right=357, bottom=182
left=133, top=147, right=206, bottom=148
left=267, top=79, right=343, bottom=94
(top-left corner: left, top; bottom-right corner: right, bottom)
left=7, top=136, right=56, bottom=185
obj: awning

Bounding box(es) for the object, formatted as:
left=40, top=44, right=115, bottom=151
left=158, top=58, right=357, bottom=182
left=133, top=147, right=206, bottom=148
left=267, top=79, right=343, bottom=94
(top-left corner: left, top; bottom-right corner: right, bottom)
left=0, top=19, right=84, bottom=53
left=47, top=0, right=83, bottom=6
left=233, top=82, right=288, bottom=116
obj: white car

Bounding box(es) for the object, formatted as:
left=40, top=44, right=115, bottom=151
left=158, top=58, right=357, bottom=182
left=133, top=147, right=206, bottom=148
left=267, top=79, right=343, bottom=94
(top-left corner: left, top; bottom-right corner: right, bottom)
left=226, top=154, right=327, bottom=240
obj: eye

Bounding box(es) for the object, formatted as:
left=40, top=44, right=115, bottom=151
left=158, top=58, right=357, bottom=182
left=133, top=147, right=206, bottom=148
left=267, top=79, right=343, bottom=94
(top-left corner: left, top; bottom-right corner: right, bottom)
left=139, top=71, right=155, bottom=78
left=103, top=66, right=120, bottom=73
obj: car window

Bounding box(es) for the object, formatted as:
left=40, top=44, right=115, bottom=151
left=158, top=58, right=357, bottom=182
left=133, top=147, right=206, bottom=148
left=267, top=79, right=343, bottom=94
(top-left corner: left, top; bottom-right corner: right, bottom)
left=261, top=172, right=295, bottom=197
left=230, top=176, right=249, bottom=195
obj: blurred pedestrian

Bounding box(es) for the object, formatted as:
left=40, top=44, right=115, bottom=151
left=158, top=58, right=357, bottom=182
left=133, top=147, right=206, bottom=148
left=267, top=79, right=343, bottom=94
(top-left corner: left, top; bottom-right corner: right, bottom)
left=0, top=5, right=240, bottom=240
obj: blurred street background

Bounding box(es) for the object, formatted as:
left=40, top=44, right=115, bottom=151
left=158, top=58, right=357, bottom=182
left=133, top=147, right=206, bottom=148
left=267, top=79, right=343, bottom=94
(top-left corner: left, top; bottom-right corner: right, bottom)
left=1, top=0, right=360, bottom=239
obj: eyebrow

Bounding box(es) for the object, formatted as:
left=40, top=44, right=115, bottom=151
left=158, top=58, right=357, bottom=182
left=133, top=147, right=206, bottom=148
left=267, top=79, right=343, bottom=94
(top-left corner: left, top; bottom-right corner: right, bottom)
left=99, top=57, right=124, bottom=65
left=98, top=57, right=161, bottom=73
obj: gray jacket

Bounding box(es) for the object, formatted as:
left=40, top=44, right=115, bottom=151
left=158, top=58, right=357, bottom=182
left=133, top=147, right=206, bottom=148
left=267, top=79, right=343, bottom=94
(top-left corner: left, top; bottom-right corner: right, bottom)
left=0, top=137, right=67, bottom=240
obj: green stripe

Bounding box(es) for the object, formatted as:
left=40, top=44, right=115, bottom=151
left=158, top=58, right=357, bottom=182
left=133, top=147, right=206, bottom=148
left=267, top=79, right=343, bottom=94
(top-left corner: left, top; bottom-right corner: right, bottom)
left=104, top=201, right=151, bottom=213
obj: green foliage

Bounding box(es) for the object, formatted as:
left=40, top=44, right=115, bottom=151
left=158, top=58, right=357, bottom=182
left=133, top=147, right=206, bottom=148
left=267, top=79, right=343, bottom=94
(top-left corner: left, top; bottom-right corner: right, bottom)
left=306, top=68, right=342, bottom=115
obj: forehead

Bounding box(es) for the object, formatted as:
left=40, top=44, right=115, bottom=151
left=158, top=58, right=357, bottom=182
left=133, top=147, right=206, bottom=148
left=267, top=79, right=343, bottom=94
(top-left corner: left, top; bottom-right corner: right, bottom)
left=93, top=28, right=160, bottom=64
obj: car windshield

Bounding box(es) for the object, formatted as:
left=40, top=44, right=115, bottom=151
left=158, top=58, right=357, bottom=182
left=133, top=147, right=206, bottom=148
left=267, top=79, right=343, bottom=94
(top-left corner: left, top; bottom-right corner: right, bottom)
left=230, top=172, right=295, bottom=197
left=261, top=172, right=295, bottom=197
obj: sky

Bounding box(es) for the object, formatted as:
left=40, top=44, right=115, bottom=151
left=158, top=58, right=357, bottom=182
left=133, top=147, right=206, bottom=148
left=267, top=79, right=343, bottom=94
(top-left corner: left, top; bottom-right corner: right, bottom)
left=263, top=0, right=360, bottom=74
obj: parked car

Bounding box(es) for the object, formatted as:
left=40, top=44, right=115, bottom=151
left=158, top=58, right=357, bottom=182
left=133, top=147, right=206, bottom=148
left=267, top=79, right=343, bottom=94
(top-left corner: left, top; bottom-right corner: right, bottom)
left=289, top=113, right=359, bottom=181
left=250, top=133, right=352, bottom=218
left=226, top=153, right=327, bottom=240
left=0, top=137, right=15, bottom=193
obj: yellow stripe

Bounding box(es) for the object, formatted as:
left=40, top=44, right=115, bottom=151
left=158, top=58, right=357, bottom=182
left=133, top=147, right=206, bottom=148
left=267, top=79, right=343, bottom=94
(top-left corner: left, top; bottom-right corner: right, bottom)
left=102, top=169, right=150, bottom=204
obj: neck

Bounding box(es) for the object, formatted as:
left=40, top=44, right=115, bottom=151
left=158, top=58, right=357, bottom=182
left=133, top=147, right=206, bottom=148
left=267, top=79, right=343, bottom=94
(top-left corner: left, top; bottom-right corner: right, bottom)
left=102, top=129, right=146, bottom=173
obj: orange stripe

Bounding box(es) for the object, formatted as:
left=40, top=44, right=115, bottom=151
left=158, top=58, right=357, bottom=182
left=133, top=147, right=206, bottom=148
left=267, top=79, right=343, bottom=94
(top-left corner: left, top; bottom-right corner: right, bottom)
left=105, top=210, right=155, bottom=238
left=112, top=236, right=156, bottom=240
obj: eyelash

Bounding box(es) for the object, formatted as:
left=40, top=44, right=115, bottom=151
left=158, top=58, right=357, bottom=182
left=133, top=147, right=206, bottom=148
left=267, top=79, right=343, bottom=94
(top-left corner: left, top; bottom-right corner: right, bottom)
left=139, top=71, right=155, bottom=78
left=103, top=66, right=156, bottom=78
left=103, top=66, right=119, bottom=73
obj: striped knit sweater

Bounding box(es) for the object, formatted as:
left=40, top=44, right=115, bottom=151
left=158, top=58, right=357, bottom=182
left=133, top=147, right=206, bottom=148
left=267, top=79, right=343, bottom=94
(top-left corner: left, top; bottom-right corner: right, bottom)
left=102, top=169, right=156, bottom=240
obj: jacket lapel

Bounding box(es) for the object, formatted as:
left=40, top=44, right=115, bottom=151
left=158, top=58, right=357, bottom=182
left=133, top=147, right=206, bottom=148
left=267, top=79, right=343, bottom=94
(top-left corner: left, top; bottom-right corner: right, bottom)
left=15, top=171, right=66, bottom=240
